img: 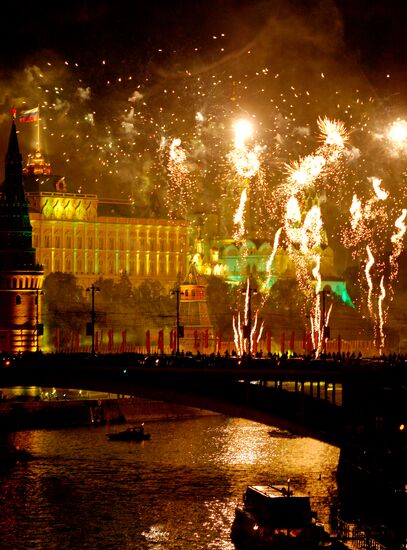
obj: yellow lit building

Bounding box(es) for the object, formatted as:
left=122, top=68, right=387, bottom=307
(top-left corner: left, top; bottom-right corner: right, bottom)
left=24, top=166, right=188, bottom=291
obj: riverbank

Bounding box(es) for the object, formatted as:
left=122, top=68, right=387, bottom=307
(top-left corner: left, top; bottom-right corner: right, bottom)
left=0, top=396, right=219, bottom=432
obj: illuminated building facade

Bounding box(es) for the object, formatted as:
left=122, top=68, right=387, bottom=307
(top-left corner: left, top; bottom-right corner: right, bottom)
left=192, top=228, right=353, bottom=306
left=0, top=122, right=43, bottom=352
left=23, top=173, right=188, bottom=291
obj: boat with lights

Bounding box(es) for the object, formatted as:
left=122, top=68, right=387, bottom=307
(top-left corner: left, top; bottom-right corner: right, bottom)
left=231, top=484, right=332, bottom=549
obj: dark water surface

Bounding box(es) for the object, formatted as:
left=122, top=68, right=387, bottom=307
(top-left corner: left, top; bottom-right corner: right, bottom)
left=0, top=415, right=339, bottom=549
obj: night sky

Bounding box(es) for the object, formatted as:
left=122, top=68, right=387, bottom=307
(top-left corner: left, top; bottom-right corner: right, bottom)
left=1, top=1, right=406, bottom=89
left=0, top=0, right=405, bottom=249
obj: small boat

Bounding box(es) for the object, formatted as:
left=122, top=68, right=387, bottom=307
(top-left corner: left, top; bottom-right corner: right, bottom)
left=268, top=429, right=296, bottom=439
left=231, top=483, right=332, bottom=549
left=107, top=424, right=151, bottom=442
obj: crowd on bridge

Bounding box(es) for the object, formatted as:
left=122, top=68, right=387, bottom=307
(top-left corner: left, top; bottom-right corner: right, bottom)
left=1, top=348, right=406, bottom=370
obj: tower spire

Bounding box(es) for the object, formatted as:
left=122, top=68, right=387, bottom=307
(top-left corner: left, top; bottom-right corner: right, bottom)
left=4, top=120, right=25, bottom=203
left=0, top=120, right=36, bottom=268
left=0, top=118, right=44, bottom=352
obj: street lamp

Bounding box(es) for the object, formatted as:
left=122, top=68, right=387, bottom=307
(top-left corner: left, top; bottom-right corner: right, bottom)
left=35, top=289, right=44, bottom=352
left=171, top=286, right=184, bottom=354
left=86, top=284, right=100, bottom=355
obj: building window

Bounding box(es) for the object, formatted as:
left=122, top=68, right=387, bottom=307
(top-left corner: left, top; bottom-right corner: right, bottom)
left=159, top=257, right=166, bottom=275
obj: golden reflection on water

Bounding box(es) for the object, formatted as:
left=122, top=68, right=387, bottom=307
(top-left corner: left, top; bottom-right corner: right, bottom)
left=2, top=416, right=341, bottom=549
left=216, top=417, right=339, bottom=474
left=216, top=418, right=274, bottom=465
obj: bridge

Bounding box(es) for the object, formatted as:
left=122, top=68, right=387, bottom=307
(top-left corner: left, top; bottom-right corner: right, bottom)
left=0, top=353, right=406, bottom=492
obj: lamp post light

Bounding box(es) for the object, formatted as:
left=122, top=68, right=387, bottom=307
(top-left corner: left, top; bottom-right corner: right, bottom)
left=171, top=286, right=184, bottom=354
left=35, top=289, right=44, bottom=352
left=86, top=284, right=100, bottom=355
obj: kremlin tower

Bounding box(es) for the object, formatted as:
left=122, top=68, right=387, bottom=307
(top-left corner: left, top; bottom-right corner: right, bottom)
left=0, top=119, right=44, bottom=352
left=178, top=263, right=213, bottom=352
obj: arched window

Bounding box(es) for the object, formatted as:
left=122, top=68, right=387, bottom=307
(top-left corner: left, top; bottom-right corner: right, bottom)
left=16, top=294, right=21, bottom=305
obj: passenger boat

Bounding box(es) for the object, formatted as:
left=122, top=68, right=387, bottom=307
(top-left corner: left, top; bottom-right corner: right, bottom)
left=106, top=424, right=151, bottom=442
left=231, top=483, right=332, bottom=549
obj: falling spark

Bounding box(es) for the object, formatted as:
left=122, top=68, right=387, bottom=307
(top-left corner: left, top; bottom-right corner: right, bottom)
left=378, top=276, right=386, bottom=354
left=233, top=313, right=242, bottom=355
left=365, top=246, right=375, bottom=319
left=244, top=278, right=250, bottom=326
left=301, top=205, right=323, bottom=252
left=350, top=194, right=362, bottom=229
left=261, top=227, right=283, bottom=293
left=285, top=196, right=302, bottom=244
left=389, top=209, right=407, bottom=291
left=312, top=255, right=322, bottom=354
left=233, top=188, right=248, bottom=241
left=371, top=177, right=388, bottom=201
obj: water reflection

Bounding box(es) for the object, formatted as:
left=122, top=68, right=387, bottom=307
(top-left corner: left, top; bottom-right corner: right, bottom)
left=0, top=416, right=340, bottom=549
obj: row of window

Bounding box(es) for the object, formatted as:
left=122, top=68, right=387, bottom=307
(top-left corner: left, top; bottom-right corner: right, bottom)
left=41, top=254, right=181, bottom=277
left=0, top=276, right=42, bottom=290
left=32, top=231, right=186, bottom=252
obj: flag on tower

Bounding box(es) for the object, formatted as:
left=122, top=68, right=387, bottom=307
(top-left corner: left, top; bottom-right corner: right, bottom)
left=19, top=107, right=39, bottom=123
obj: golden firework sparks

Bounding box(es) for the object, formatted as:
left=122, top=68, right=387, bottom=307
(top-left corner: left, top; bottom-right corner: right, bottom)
left=317, top=116, right=349, bottom=148
left=365, top=245, right=375, bottom=319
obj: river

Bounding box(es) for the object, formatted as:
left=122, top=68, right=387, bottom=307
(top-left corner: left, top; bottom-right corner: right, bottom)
left=0, top=415, right=340, bottom=549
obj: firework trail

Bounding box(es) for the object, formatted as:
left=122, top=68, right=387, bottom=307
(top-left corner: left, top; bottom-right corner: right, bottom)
left=311, top=254, right=322, bottom=353
left=233, top=313, right=243, bottom=355
left=233, top=278, right=262, bottom=356
left=389, top=209, right=407, bottom=292
left=228, top=118, right=262, bottom=243
left=261, top=227, right=283, bottom=296
left=371, top=177, right=388, bottom=201
left=365, top=245, right=375, bottom=320
left=233, top=187, right=248, bottom=242
left=378, top=276, right=386, bottom=354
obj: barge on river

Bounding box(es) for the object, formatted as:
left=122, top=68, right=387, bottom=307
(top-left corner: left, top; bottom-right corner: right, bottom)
left=231, top=484, right=332, bottom=549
